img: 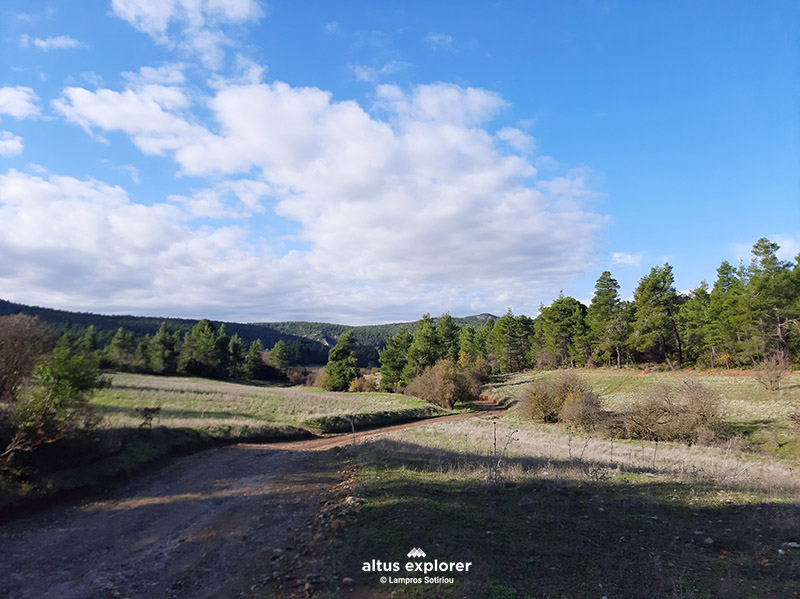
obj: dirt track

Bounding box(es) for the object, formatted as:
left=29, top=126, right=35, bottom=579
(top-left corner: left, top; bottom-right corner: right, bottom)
left=0, top=406, right=502, bottom=599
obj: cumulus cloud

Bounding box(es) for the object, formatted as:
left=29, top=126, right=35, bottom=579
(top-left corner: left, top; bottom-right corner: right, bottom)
left=0, top=86, right=40, bottom=119
left=0, top=131, right=24, bottom=156
left=44, top=76, right=606, bottom=320
left=110, top=0, right=264, bottom=68
left=31, top=35, right=83, bottom=50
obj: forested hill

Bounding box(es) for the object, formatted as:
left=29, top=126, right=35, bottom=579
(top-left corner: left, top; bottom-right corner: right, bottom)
left=0, top=299, right=494, bottom=366
left=260, top=314, right=495, bottom=349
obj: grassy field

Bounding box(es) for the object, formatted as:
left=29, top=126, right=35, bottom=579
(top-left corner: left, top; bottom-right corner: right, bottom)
left=0, top=373, right=450, bottom=514
left=95, top=373, right=446, bottom=433
left=337, top=370, right=800, bottom=598
left=488, top=369, right=800, bottom=460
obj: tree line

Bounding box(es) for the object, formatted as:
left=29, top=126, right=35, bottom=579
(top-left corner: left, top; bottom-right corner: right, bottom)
left=378, top=238, right=800, bottom=388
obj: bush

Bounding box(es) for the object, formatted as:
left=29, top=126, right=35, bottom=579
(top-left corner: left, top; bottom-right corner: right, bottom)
left=623, top=379, right=723, bottom=443
left=405, top=360, right=480, bottom=409
left=348, top=376, right=378, bottom=393
left=526, top=372, right=593, bottom=424
left=558, top=388, right=604, bottom=431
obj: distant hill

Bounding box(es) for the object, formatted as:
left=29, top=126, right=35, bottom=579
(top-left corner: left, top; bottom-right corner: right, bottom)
left=0, top=299, right=494, bottom=367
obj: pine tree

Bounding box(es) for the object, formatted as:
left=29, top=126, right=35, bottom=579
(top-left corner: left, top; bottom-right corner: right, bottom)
left=379, top=328, right=413, bottom=391
left=179, top=319, right=220, bottom=376
left=630, top=264, right=683, bottom=366
left=325, top=331, right=359, bottom=391
left=228, top=333, right=246, bottom=378
left=436, top=313, right=460, bottom=363
left=269, top=340, right=291, bottom=373
left=586, top=271, right=627, bottom=367
left=243, top=339, right=266, bottom=379
left=148, top=322, right=179, bottom=375
left=403, top=314, right=442, bottom=381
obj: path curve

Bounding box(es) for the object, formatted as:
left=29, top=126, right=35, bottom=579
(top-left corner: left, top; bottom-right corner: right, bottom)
left=0, top=403, right=504, bottom=599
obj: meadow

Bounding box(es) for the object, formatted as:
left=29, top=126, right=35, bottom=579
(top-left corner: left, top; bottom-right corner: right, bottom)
left=337, top=370, right=800, bottom=598
left=0, top=373, right=449, bottom=513
left=94, top=373, right=446, bottom=434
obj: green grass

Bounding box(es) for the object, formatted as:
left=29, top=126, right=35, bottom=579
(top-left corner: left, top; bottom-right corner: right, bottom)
left=338, top=413, right=800, bottom=598
left=94, top=373, right=444, bottom=431
left=1, top=373, right=452, bottom=515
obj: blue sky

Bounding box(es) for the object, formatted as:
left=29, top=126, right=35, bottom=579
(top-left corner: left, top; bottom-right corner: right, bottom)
left=0, top=1, right=797, bottom=324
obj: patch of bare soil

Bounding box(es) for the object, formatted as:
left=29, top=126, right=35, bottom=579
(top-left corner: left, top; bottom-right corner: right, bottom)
left=0, top=406, right=504, bottom=599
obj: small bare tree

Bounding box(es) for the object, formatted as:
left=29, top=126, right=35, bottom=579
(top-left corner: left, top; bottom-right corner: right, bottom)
left=755, top=351, right=788, bottom=393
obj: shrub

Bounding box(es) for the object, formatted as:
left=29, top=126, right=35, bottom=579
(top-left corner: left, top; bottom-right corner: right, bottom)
left=405, top=360, right=479, bottom=409
left=287, top=366, right=312, bottom=386
left=348, top=376, right=378, bottom=393
left=526, top=372, right=592, bottom=423
left=623, top=379, right=723, bottom=443
left=559, top=388, right=605, bottom=431
left=755, top=352, right=788, bottom=392
left=3, top=348, right=108, bottom=465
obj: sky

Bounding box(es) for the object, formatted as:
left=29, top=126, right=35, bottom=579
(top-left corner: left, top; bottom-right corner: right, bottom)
left=0, top=1, right=798, bottom=325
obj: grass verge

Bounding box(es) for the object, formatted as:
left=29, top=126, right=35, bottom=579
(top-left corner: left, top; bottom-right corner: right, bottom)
left=337, top=415, right=800, bottom=598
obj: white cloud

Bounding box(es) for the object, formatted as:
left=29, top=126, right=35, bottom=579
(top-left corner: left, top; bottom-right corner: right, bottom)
left=611, top=252, right=643, bottom=267
left=497, top=127, right=536, bottom=154
left=110, top=0, right=264, bottom=69
left=45, top=77, right=605, bottom=320
left=32, top=35, right=83, bottom=50
left=426, top=32, right=454, bottom=51
left=123, top=63, right=187, bottom=85
left=0, top=131, right=24, bottom=157
left=0, top=86, right=40, bottom=119
left=325, top=21, right=341, bottom=35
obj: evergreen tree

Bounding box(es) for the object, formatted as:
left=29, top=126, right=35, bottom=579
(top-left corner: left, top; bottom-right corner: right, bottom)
left=228, top=333, right=246, bottom=378
left=379, top=328, right=413, bottom=391
left=707, top=260, right=750, bottom=366
left=148, top=322, right=179, bottom=375
left=490, top=309, right=532, bottom=373
left=269, top=340, right=291, bottom=372
left=179, top=319, right=220, bottom=376
left=436, top=313, right=461, bottom=363
left=586, top=271, right=624, bottom=366
left=403, top=314, right=442, bottom=381
left=325, top=331, right=359, bottom=391
left=79, top=325, right=98, bottom=354
left=539, top=296, right=588, bottom=367
left=630, top=264, right=683, bottom=366
left=106, top=327, right=137, bottom=371
left=214, top=323, right=230, bottom=378
left=243, top=339, right=266, bottom=379
left=677, top=282, right=712, bottom=365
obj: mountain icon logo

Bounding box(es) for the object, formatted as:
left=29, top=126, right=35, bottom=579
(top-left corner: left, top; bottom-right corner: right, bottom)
left=407, top=548, right=427, bottom=558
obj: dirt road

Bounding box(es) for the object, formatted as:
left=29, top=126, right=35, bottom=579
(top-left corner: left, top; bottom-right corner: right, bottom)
left=0, top=406, right=503, bottom=599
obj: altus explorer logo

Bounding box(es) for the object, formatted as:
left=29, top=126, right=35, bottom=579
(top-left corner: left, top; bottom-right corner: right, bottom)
left=363, top=547, right=473, bottom=585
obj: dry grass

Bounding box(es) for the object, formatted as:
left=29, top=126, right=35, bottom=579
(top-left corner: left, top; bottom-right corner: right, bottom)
left=370, top=415, right=800, bottom=498
left=94, top=373, right=437, bottom=430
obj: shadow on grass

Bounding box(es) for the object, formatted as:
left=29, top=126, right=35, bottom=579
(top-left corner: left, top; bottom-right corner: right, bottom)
left=340, top=438, right=800, bottom=599
left=95, top=404, right=267, bottom=422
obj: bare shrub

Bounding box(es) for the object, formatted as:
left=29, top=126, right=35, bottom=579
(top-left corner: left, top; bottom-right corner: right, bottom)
left=755, top=352, right=789, bottom=392
left=348, top=376, right=373, bottom=393
left=405, top=360, right=479, bottom=409
left=312, top=369, right=330, bottom=389
left=287, top=366, right=312, bottom=386
left=526, top=372, right=593, bottom=424
left=790, top=412, right=800, bottom=435
left=623, top=379, right=724, bottom=443
left=559, top=388, right=605, bottom=431
left=535, top=349, right=558, bottom=370
left=0, top=314, right=56, bottom=402
left=472, top=357, right=493, bottom=382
